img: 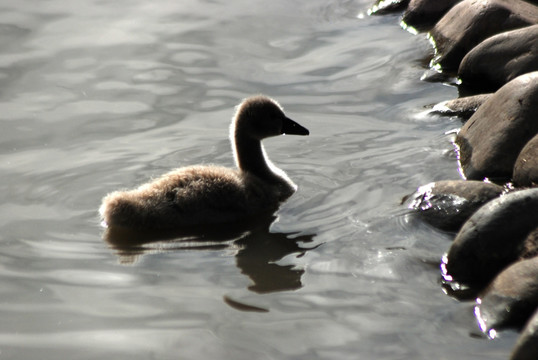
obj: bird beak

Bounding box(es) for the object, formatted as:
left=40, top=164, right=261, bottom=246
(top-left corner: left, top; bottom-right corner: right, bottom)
left=282, top=117, right=309, bottom=136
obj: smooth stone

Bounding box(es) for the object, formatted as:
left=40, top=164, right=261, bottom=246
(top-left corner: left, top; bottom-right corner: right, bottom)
left=514, top=133, right=538, bottom=187
left=511, top=307, right=538, bottom=360
left=369, top=0, right=410, bottom=15
left=521, top=228, right=538, bottom=260
left=429, top=0, right=538, bottom=71
left=455, top=72, right=538, bottom=181
left=475, top=257, right=538, bottom=335
left=405, top=180, right=503, bottom=231
left=419, top=68, right=455, bottom=83
left=402, top=0, right=461, bottom=31
left=444, top=188, right=538, bottom=286
left=459, top=25, right=538, bottom=94
left=431, top=94, right=491, bottom=119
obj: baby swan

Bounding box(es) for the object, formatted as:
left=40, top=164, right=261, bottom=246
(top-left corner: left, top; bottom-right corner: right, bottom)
left=99, top=95, right=309, bottom=230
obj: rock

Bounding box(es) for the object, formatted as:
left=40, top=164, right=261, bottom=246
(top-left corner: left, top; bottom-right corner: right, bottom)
left=444, top=188, right=538, bottom=286
left=511, top=307, right=538, bottom=360
left=402, top=0, right=461, bottom=31
left=455, top=72, right=538, bottom=181
left=431, top=94, right=492, bottom=119
left=369, top=0, right=410, bottom=15
left=405, top=180, right=503, bottom=231
left=459, top=25, right=538, bottom=94
left=420, top=68, right=455, bottom=83
left=514, top=133, right=538, bottom=187
left=429, top=0, right=538, bottom=71
left=475, top=257, right=538, bottom=336
left=521, top=228, right=538, bottom=260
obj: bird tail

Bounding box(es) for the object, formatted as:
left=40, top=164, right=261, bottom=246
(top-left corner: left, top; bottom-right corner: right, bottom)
left=99, top=191, right=144, bottom=228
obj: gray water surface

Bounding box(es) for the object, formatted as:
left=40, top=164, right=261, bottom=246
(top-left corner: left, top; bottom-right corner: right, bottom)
left=1, top=0, right=516, bottom=359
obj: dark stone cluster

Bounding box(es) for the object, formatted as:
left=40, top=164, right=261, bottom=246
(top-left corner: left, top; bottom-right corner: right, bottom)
left=372, top=0, right=538, bottom=358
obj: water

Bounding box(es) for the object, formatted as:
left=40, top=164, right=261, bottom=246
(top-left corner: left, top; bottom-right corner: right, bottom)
left=0, top=0, right=518, bottom=359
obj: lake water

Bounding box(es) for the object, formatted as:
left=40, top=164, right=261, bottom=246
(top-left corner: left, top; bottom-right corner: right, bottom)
left=0, top=0, right=518, bottom=359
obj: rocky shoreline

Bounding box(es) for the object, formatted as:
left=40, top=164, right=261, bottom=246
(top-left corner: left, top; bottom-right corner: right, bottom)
left=371, top=0, right=538, bottom=358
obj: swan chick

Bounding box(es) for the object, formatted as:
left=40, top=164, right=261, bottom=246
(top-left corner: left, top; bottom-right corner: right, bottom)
left=99, top=95, right=309, bottom=230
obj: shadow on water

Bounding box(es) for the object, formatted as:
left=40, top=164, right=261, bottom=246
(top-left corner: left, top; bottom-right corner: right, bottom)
left=102, top=213, right=318, bottom=295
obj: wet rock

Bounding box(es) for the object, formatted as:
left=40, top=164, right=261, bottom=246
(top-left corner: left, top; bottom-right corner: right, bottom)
left=511, top=307, right=538, bottom=360
left=369, top=0, right=410, bottom=15
left=475, top=257, right=538, bottom=336
left=431, top=94, right=491, bottom=119
left=405, top=180, right=503, bottom=231
left=402, top=0, right=461, bottom=31
left=429, top=0, right=538, bottom=71
left=513, top=133, right=538, bottom=187
left=420, top=68, right=455, bottom=83
left=521, top=228, right=538, bottom=260
left=459, top=25, right=538, bottom=94
left=444, top=188, right=538, bottom=286
left=455, top=72, right=538, bottom=181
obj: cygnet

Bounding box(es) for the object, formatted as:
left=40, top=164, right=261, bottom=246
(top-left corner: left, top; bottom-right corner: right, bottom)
left=99, top=95, right=309, bottom=230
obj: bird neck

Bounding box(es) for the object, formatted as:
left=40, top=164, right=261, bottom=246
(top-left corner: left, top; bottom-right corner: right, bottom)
left=233, top=133, right=283, bottom=182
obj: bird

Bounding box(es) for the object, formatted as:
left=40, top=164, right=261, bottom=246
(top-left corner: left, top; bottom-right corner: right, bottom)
left=99, top=95, right=309, bottom=230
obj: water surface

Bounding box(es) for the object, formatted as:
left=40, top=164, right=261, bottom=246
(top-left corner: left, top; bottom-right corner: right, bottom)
left=0, top=0, right=516, bottom=359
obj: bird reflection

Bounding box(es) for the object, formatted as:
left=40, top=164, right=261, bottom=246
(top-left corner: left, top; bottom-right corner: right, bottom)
left=102, top=214, right=316, bottom=294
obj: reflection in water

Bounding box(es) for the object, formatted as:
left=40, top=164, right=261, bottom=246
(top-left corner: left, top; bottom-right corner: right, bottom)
left=103, top=214, right=316, bottom=294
